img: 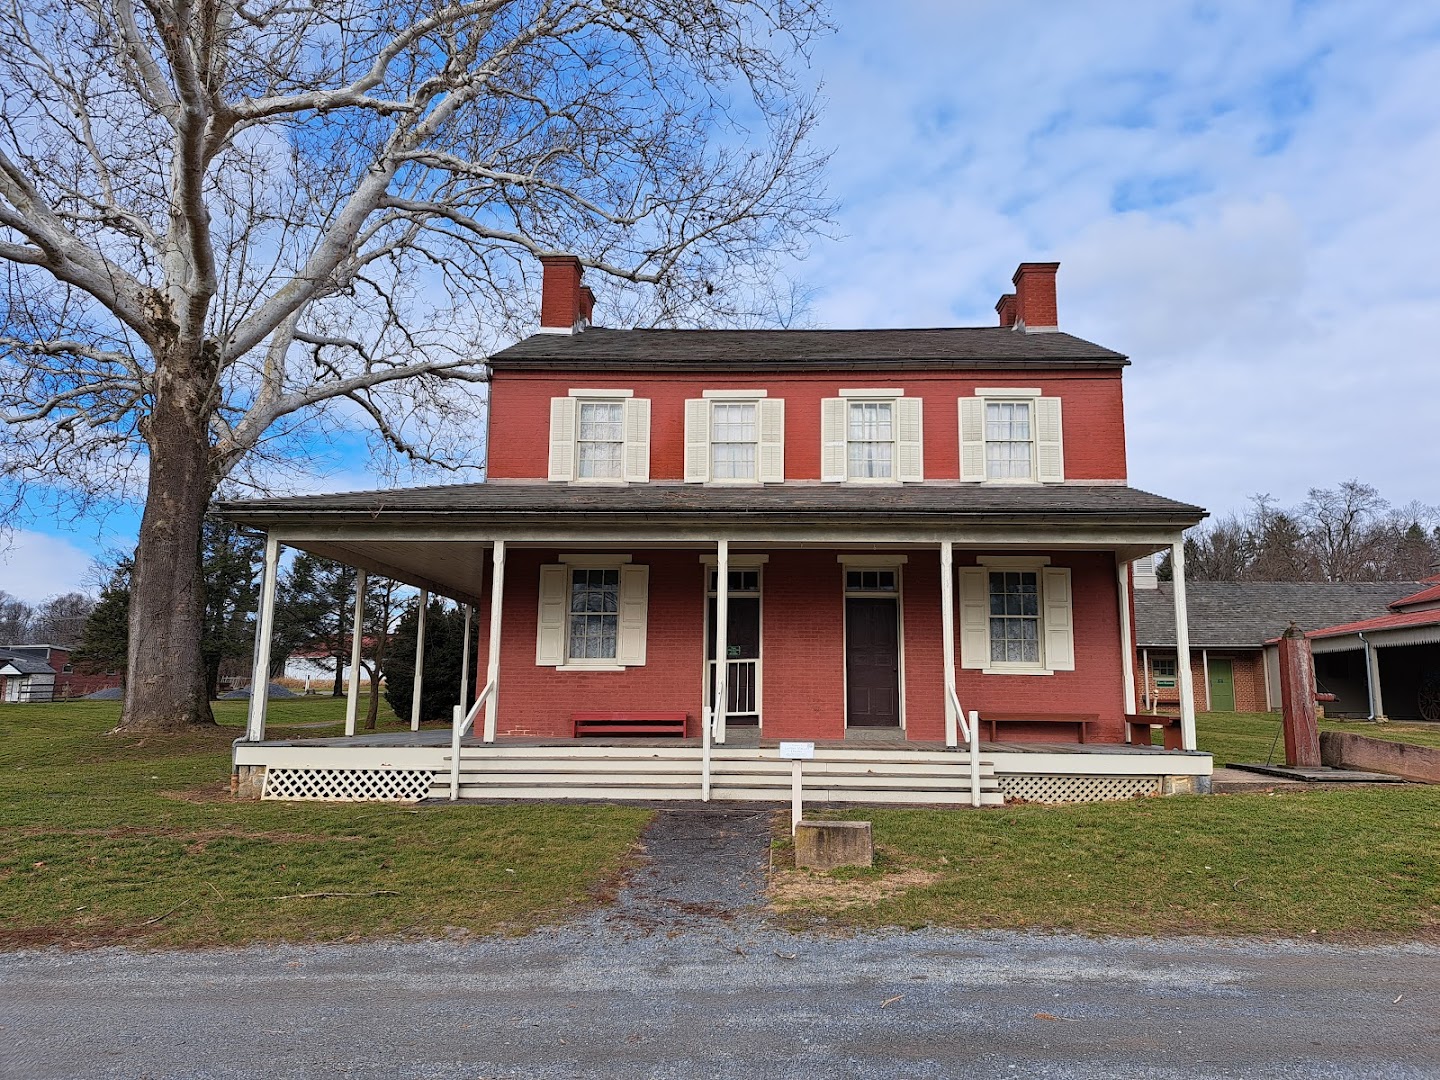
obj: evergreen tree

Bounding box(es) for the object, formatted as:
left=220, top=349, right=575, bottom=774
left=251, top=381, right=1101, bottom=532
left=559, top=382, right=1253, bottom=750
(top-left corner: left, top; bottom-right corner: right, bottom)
left=384, top=599, right=470, bottom=725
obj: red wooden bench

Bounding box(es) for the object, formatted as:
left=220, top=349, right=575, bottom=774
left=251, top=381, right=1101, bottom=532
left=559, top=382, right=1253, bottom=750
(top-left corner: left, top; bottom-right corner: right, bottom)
left=1125, top=713, right=1183, bottom=751
left=572, top=712, right=688, bottom=738
left=980, top=712, right=1101, bottom=744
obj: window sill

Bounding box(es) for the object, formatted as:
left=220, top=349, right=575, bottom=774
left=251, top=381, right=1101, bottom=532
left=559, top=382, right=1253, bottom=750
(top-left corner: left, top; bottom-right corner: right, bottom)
left=555, top=664, right=627, bottom=673
left=980, top=667, right=1054, bottom=677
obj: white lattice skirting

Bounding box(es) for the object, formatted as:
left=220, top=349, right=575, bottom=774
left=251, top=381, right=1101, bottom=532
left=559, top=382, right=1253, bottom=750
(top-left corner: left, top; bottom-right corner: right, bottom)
left=999, top=774, right=1162, bottom=804
left=262, top=767, right=436, bottom=802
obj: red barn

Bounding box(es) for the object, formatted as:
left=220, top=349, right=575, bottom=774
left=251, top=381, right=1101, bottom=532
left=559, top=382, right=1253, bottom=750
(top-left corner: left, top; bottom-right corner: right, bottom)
left=222, top=258, right=1210, bottom=804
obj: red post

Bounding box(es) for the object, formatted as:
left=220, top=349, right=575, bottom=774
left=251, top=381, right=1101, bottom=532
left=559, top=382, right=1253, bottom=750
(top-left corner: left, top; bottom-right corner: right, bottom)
left=1278, top=623, right=1321, bottom=767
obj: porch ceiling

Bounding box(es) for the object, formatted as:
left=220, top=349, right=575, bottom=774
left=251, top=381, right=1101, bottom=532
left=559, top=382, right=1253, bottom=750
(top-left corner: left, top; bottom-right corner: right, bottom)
left=289, top=538, right=492, bottom=604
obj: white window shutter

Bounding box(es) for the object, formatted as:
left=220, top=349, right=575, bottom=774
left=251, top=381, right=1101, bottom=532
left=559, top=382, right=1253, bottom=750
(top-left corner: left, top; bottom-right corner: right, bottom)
left=958, top=567, right=989, bottom=669
left=959, top=397, right=985, bottom=481
left=1035, top=397, right=1065, bottom=483
left=820, top=398, right=848, bottom=482
left=548, top=398, right=577, bottom=482
left=536, top=564, right=568, bottom=666
left=758, top=398, right=785, bottom=483
left=617, top=564, right=649, bottom=666
left=684, top=399, right=710, bottom=483
left=896, top=397, right=924, bottom=482
left=1042, top=566, right=1075, bottom=671
left=623, top=398, right=651, bottom=483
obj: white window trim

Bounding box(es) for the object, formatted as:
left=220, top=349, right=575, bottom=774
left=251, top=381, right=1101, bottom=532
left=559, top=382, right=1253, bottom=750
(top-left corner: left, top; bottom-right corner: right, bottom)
left=699, top=554, right=770, bottom=567
left=837, top=554, right=909, bottom=566
left=960, top=392, right=1064, bottom=485
left=687, top=395, right=783, bottom=485
left=840, top=398, right=910, bottom=485
left=567, top=388, right=634, bottom=398
left=980, top=562, right=1048, bottom=675
left=959, top=560, right=1074, bottom=676
left=537, top=559, right=648, bottom=670
left=839, top=387, right=905, bottom=399
left=550, top=394, right=649, bottom=484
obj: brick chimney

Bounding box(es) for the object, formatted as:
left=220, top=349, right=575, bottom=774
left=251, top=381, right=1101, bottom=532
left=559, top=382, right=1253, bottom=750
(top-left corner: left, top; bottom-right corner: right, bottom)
left=1012, top=261, right=1060, bottom=332
left=538, top=254, right=589, bottom=334
left=995, top=293, right=1017, bottom=328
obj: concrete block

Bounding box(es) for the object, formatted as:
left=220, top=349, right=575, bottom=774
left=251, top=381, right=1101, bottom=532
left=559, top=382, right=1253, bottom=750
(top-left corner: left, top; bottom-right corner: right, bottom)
left=794, top=820, right=873, bottom=870
left=1321, top=731, right=1440, bottom=783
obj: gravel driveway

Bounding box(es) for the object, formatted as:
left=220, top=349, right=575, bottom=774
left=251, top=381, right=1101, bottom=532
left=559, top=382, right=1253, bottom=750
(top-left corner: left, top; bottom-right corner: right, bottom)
left=3, top=809, right=1438, bottom=1079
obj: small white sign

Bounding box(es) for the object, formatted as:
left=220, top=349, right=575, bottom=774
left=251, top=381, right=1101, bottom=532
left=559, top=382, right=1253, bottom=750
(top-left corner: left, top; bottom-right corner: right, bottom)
left=779, top=741, right=815, bottom=760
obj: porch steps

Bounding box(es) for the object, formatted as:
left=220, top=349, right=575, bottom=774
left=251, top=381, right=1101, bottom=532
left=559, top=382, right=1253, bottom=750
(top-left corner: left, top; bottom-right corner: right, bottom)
left=435, top=745, right=1004, bottom=806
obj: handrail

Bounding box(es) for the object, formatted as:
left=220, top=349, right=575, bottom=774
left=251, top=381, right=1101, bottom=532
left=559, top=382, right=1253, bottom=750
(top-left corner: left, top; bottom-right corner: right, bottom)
left=450, top=682, right=494, bottom=801
left=703, top=676, right=725, bottom=801
left=946, top=685, right=983, bottom=808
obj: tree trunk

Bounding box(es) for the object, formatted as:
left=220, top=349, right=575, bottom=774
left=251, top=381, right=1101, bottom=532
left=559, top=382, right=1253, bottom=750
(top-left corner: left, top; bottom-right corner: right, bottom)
left=117, top=390, right=216, bottom=732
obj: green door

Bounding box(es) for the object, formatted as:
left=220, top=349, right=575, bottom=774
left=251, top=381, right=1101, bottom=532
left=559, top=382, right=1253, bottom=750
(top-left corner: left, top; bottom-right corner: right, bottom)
left=1208, top=658, right=1235, bottom=712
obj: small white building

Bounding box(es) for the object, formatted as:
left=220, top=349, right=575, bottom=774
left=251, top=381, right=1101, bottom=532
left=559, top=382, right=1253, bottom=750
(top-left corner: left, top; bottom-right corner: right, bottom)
left=0, top=651, right=57, bottom=703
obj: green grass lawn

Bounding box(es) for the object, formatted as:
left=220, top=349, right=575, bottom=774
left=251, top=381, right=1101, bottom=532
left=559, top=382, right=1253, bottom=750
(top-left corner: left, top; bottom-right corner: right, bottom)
left=777, top=785, right=1440, bottom=939
left=0, top=698, right=649, bottom=949
left=773, top=712, right=1440, bottom=940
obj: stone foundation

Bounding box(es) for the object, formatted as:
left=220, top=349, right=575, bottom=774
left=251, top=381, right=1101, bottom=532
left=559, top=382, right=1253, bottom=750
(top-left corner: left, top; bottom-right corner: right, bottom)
left=794, top=820, right=873, bottom=870
left=233, top=764, right=266, bottom=800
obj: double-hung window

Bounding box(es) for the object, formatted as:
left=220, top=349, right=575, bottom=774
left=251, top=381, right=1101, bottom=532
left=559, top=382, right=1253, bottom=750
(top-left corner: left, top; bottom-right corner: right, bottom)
left=820, top=390, right=923, bottom=483
left=960, top=390, right=1064, bottom=483
left=958, top=559, right=1074, bottom=674
left=536, top=559, right=649, bottom=668
left=576, top=402, right=625, bottom=479
left=548, top=391, right=651, bottom=483
left=683, top=392, right=785, bottom=483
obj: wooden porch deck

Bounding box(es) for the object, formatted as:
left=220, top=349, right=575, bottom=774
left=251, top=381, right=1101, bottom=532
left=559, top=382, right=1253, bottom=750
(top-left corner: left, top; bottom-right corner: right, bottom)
left=254, top=727, right=1198, bottom=758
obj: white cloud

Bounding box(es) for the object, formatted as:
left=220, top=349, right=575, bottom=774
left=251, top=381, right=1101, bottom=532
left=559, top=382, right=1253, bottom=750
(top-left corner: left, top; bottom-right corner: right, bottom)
left=795, top=0, right=1440, bottom=514
left=0, top=530, right=97, bottom=604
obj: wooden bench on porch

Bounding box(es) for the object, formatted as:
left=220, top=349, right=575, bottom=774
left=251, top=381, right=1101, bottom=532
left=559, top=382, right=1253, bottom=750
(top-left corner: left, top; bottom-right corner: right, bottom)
left=573, top=712, right=689, bottom=739
left=1125, top=713, right=1183, bottom=751
left=980, top=712, right=1101, bottom=744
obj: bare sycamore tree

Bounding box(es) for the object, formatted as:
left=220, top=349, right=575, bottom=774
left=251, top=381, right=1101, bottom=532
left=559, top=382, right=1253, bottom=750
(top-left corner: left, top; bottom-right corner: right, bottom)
left=0, top=0, right=831, bottom=732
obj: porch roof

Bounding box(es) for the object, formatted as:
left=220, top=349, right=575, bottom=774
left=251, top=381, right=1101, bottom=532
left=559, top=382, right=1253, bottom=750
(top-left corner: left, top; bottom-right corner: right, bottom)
left=217, top=480, right=1203, bottom=528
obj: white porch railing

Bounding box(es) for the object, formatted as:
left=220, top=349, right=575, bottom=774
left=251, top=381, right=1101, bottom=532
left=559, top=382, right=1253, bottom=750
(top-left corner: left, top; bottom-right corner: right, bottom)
left=707, top=658, right=758, bottom=715
left=450, top=681, right=494, bottom=800
left=946, top=684, right=983, bottom=808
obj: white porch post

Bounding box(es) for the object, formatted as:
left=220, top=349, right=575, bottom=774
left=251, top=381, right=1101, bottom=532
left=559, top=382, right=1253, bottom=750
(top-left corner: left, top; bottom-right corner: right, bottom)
left=409, top=588, right=428, bottom=731
left=1363, top=635, right=1385, bottom=719
left=1117, top=557, right=1137, bottom=716
left=1170, top=538, right=1197, bottom=750
left=1141, top=647, right=1152, bottom=712
left=713, top=539, right=729, bottom=747
left=344, top=569, right=367, bottom=737
left=939, top=540, right=959, bottom=748
left=482, top=540, right=506, bottom=743
left=245, top=534, right=280, bottom=742
left=1201, top=648, right=1211, bottom=712
left=459, top=603, right=473, bottom=712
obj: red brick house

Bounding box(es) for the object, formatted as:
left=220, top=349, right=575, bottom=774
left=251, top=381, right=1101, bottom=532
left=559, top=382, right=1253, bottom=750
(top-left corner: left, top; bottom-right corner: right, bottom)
left=0, top=644, right=122, bottom=702
left=221, top=258, right=1210, bottom=804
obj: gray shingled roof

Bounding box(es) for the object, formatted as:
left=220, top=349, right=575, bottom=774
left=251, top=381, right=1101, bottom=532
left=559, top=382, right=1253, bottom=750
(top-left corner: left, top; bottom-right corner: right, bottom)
left=1133, top=582, right=1420, bottom=648
left=488, top=326, right=1128, bottom=371
left=0, top=650, right=56, bottom=675
left=218, top=481, right=1202, bottom=526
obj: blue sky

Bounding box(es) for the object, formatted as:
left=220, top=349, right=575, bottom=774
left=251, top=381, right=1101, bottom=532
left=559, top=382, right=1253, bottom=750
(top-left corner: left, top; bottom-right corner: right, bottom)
left=6, top=0, right=1440, bottom=602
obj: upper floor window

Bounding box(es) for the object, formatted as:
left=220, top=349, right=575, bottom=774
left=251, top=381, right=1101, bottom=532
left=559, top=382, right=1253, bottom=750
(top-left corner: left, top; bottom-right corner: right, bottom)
left=548, top=391, right=650, bottom=483
left=576, top=402, right=625, bottom=479
left=960, top=390, right=1063, bottom=483
left=684, top=393, right=784, bottom=484
left=821, top=391, right=923, bottom=483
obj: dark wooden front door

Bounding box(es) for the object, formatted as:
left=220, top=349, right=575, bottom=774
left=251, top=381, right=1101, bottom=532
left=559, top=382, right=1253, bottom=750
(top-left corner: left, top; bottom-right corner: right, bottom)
left=846, top=597, right=900, bottom=727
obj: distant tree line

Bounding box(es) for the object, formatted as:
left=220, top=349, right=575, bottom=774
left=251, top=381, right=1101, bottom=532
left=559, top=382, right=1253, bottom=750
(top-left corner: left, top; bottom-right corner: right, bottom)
left=0, top=590, right=95, bottom=645
left=1163, top=481, right=1440, bottom=583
